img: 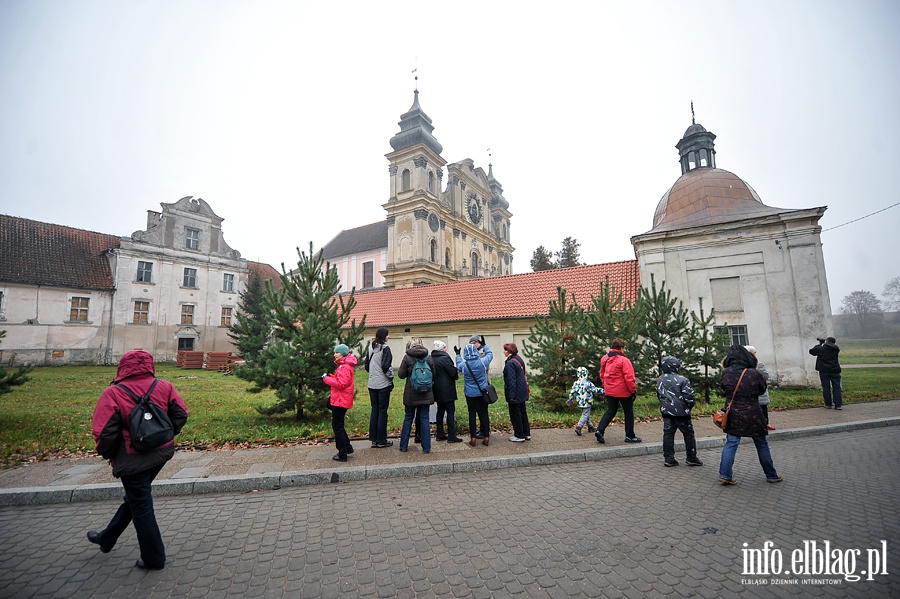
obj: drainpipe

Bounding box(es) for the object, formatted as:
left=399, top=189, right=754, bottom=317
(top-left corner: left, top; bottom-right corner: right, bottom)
left=104, top=250, right=117, bottom=365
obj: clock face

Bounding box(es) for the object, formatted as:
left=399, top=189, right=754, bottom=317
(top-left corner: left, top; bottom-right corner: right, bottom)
left=428, top=213, right=439, bottom=232
left=466, top=194, right=482, bottom=225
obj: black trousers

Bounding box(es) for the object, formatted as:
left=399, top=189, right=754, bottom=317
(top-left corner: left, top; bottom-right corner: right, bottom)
left=662, top=415, right=697, bottom=458
left=465, top=395, right=490, bottom=438
left=508, top=401, right=530, bottom=439
left=331, top=405, right=353, bottom=457
left=94, top=463, right=167, bottom=567
left=597, top=395, right=636, bottom=438
left=435, top=401, right=457, bottom=439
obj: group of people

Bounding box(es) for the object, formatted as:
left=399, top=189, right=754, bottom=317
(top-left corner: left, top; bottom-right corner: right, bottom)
left=322, top=329, right=533, bottom=459
left=566, top=338, right=786, bottom=483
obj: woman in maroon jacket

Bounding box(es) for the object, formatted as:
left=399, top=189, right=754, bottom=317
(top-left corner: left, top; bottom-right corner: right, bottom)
left=88, top=350, right=188, bottom=570
left=717, top=345, right=782, bottom=485
left=595, top=339, right=640, bottom=444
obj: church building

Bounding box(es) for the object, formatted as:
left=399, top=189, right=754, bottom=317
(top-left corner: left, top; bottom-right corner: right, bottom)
left=322, top=90, right=514, bottom=290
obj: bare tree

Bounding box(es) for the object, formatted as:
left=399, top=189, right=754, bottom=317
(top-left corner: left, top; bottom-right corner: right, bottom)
left=840, top=290, right=882, bottom=336
left=883, top=276, right=900, bottom=312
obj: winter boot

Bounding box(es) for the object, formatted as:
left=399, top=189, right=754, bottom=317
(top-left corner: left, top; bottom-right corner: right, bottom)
left=575, top=425, right=583, bottom=436
left=686, top=454, right=704, bottom=467
left=664, top=457, right=679, bottom=467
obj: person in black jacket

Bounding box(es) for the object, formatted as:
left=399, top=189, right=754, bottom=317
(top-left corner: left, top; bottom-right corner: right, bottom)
left=432, top=340, right=463, bottom=442
left=809, top=337, right=842, bottom=409
left=503, top=343, right=530, bottom=442
left=717, top=345, right=782, bottom=485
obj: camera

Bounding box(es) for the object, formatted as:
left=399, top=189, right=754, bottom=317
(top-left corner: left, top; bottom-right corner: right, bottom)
left=817, top=337, right=826, bottom=344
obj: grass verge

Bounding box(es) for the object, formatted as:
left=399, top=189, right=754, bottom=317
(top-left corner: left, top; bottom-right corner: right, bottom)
left=1, top=364, right=898, bottom=468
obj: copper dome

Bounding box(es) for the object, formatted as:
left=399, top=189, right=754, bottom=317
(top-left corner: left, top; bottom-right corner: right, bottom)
left=650, top=168, right=781, bottom=233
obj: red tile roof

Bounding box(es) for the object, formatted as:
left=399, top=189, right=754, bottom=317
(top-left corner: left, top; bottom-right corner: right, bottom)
left=345, top=260, right=640, bottom=326
left=0, top=214, right=121, bottom=290
left=247, top=260, right=283, bottom=291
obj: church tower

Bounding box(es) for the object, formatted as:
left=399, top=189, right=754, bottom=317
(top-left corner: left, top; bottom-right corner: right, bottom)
left=382, top=90, right=514, bottom=287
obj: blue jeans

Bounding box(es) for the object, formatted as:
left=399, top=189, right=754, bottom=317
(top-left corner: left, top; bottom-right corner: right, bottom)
left=400, top=405, right=431, bottom=451
left=819, top=372, right=842, bottom=407
left=718, top=434, right=779, bottom=480
left=94, top=463, right=166, bottom=567
left=368, top=386, right=392, bottom=444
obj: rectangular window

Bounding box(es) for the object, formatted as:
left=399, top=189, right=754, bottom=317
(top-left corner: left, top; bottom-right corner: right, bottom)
left=178, top=337, right=194, bottom=351
left=221, top=307, right=233, bottom=327
left=223, top=273, right=235, bottom=292
left=69, top=297, right=89, bottom=321
left=363, top=262, right=374, bottom=288
left=185, top=227, right=200, bottom=250
left=133, top=301, right=150, bottom=324
left=716, top=325, right=749, bottom=347
left=183, top=268, right=197, bottom=287
left=136, top=261, right=153, bottom=283
left=181, top=304, right=194, bottom=325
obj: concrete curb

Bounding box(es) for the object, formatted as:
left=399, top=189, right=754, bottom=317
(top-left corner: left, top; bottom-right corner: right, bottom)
left=2, top=417, right=898, bottom=507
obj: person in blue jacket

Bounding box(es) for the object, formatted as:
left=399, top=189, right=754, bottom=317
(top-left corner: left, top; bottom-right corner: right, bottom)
left=456, top=335, right=493, bottom=446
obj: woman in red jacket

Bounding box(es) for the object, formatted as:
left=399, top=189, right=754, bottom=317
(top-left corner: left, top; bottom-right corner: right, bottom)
left=595, top=339, right=641, bottom=444
left=323, top=344, right=357, bottom=462
left=88, top=350, right=188, bottom=570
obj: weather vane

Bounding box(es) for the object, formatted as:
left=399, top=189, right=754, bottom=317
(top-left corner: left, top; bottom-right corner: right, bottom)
left=412, top=58, right=418, bottom=91
left=691, top=100, right=695, bottom=125
left=487, top=148, right=492, bottom=165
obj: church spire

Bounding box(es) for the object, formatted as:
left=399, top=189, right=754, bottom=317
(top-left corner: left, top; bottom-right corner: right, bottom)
left=389, top=84, right=443, bottom=155
left=675, top=103, right=716, bottom=175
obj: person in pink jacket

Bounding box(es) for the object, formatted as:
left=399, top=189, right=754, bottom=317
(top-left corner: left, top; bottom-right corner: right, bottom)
left=322, top=344, right=357, bottom=462
left=87, top=350, right=188, bottom=571
left=594, top=338, right=641, bottom=444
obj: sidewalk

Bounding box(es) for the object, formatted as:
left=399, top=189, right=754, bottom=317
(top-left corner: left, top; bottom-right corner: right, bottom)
left=2, top=399, right=899, bottom=507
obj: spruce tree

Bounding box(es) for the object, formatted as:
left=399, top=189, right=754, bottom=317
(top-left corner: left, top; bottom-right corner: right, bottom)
left=556, top=236, right=583, bottom=268
left=0, top=331, right=32, bottom=395
left=530, top=246, right=556, bottom=271
left=638, top=275, right=692, bottom=381
left=228, top=268, right=269, bottom=362
left=686, top=297, right=731, bottom=403
left=523, top=287, right=589, bottom=410
left=583, top=276, right=646, bottom=381
left=244, top=243, right=366, bottom=421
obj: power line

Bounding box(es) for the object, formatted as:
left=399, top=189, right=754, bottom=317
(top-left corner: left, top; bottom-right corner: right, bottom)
left=823, top=201, right=900, bottom=232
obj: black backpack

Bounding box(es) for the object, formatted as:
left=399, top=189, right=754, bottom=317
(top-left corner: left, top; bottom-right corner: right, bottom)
left=117, top=379, right=175, bottom=452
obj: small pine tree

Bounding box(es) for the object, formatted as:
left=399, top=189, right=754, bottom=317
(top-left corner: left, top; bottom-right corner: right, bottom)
left=523, top=287, right=589, bottom=410
left=530, top=246, right=556, bottom=271
left=686, top=298, right=731, bottom=403
left=556, top=236, right=583, bottom=268
left=242, top=243, right=366, bottom=421
left=583, top=276, right=645, bottom=379
left=0, top=331, right=33, bottom=395
left=638, top=275, right=692, bottom=380
left=228, top=268, right=269, bottom=362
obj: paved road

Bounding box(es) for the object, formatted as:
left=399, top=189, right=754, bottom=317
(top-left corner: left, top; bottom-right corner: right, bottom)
left=1, top=428, right=897, bottom=598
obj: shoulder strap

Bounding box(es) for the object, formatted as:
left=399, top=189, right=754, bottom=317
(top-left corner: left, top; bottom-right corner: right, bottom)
left=116, top=378, right=159, bottom=404
left=464, top=361, right=479, bottom=382
left=724, top=369, right=746, bottom=413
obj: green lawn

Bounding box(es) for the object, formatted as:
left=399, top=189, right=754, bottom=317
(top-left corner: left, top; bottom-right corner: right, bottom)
left=839, top=338, right=900, bottom=364
left=1, top=363, right=899, bottom=468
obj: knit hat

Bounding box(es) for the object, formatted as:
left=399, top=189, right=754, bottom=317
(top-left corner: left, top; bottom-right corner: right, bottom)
left=433, top=340, right=447, bottom=351
left=334, top=344, right=350, bottom=356
left=469, top=335, right=480, bottom=343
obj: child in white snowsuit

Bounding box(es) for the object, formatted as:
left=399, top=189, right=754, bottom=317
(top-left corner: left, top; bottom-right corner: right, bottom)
left=567, top=366, right=604, bottom=436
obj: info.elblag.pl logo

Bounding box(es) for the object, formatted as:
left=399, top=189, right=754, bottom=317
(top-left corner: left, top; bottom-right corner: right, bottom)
left=742, top=540, right=889, bottom=583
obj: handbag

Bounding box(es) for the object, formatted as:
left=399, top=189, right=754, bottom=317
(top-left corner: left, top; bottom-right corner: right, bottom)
left=714, top=369, right=746, bottom=430
left=465, top=362, right=498, bottom=404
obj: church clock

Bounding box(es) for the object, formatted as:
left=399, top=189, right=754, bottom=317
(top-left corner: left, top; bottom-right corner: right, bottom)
left=466, top=193, right=483, bottom=225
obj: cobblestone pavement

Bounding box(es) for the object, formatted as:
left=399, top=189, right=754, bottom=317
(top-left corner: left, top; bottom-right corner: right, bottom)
left=1, top=428, right=897, bottom=598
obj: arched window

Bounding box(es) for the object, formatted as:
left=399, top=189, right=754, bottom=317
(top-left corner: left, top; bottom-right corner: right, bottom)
left=688, top=151, right=696, bottom=170
left=401, top=169, right=411, bottom=191
left=699, top=149, right=708, bottom=167
left=430, top=239, right=437, bottom=262
left=428, top=171, right=435, bottom=193
left=470, top=252, right=479, bottom=277
left=445, top=248, right=451, bottom=269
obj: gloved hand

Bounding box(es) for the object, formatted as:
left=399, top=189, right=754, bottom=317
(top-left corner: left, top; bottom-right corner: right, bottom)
left=629, top=392, right=636, bottom=401
left=480, top=335, right=486, bottom=346
left=454, top=345, right=461, bottom=355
